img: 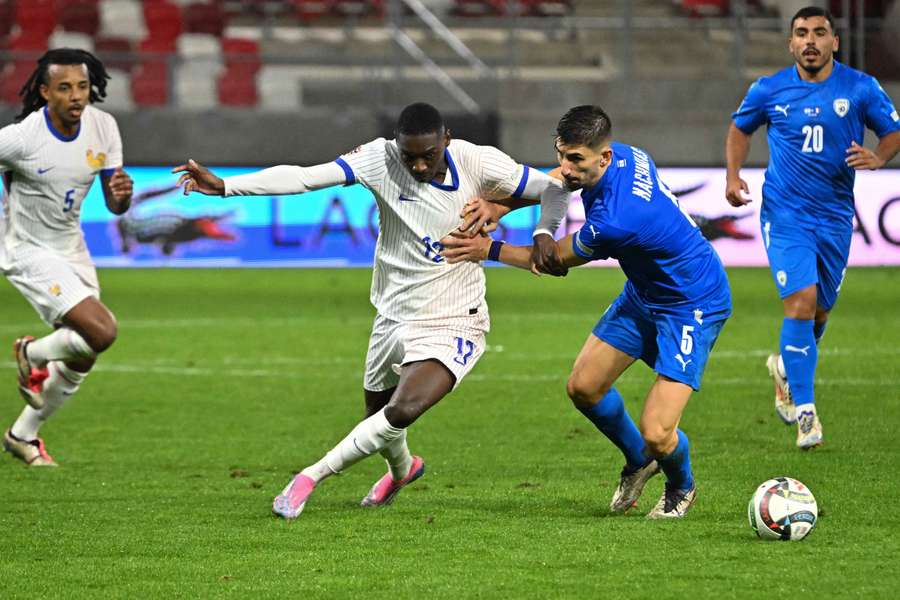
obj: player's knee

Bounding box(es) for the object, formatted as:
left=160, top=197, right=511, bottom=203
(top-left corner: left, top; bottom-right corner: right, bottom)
left=566, top=375, right=609, bottom=410
left=85, top=316, right=118, bottom=353
left=384, top=396, right=426, bottom=428
left=640, top=422, right=676, bottom=456
left=783, top=288, right=817, bottom=319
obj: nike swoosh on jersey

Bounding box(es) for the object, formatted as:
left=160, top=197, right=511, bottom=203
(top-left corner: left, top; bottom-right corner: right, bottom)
left=398, top=194, right=416, bottom=202
left=37, top=167, right=56, bottom=174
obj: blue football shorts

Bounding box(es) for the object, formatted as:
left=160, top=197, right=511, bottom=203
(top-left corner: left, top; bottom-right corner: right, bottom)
left=760, top=217, right=851, bottom=311
left=592, top=289, right=729, bottom=391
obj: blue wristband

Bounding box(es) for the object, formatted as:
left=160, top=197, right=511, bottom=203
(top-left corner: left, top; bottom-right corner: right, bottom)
left=488, top=240, right=505, bottom=261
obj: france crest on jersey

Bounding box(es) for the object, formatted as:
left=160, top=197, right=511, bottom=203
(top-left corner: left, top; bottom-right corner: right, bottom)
left=732, top=61, right=900, bottom=227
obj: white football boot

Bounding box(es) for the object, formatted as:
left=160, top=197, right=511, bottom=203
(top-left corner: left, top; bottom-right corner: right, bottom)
left=3, top=429, right=57, bottom=467
left=609, top=459, right=661, bottom=513
left=766, top=354, right=796, bottom=424
left=796, top=408, right=823, bottom=450
left=647, top=485, right=696, bottom=519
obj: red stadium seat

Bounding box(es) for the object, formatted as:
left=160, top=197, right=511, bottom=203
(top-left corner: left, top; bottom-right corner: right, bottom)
left=680, top=0, right=728, bottom=17
left=451, top=0, right=507, bottom=17
left=14, top=0, right=58, bottom=38
left=131, top=59, right=169, bottom=106
left=0, top=0, right=15, bottom=39
left=217, top=72, right=258, bottom=107
left=143, top=1, right=183, bottom=44
left=183, top=2, right=227, bottom=37
left=59, top=0, right=101, bottom=36
left=95, top=36, right=134, bottom=72
left=0, top=61, right=37, bottom=105
left=222, top=37, right=261, bottom=71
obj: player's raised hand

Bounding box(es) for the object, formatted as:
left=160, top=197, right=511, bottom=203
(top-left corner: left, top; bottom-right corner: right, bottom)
left=172, top=159, right=225, bottom=196
left=439, top=231, right=491, bottom=263
left=458, top=197, right=500, bottom=238
left=108, top=167, right=133, bottom=202
left=845, top=141, right=885, bottom=170
left=725, top=176, right=752, bottom=207
left=530, top=233, right=567, bottom=277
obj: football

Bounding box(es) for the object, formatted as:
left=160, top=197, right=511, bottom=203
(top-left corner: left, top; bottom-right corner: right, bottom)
left=748, top=477, right=818, bottom=541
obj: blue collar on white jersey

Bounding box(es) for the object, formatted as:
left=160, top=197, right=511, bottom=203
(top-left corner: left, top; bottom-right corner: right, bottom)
left=43, top=106, right=81, bottom=142
left=429, top=148, right=459, bottom=191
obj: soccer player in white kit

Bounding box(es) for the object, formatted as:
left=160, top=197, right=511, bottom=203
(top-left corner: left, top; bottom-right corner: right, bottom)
left=0, top=49, right=133, bottom=466
left=173, top=102, right=570, bottom=518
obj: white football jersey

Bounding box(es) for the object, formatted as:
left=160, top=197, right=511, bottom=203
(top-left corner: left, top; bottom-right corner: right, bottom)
left=337, top=138, right=529, bottom=322
left=0, top=104, right=123, bottom=269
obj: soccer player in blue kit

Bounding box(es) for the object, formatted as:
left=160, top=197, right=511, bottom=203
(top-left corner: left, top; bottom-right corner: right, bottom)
left=442, top=105, right=732, bottom=518
left=726, top=6, right=900, bottom=449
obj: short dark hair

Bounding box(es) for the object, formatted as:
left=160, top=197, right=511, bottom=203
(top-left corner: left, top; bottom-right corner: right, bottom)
left=790, top=6, right=836, bottom=34
left=396, top=102, right=445, bottom=136
left=556, top=105, right=612, bottom=148
left=16, top=48, right=110, bottom=122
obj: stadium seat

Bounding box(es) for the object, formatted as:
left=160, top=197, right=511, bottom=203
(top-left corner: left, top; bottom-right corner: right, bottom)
left=143, top=1, right=183, bottom=44
left=131, top=58, right=169, bottom=106
left=258, top=65, right=301, bottom=111
left=102, top=67, right=136, bottom=111
left=99, top=0, right=147, bottom=41
left=0, top=0, right=15, bottom=39
left=293, top=0, right=331, bottom=22
left=59, top=0, right=101, bottom=35
left=331, top=0, right=384, bottom=18
left=183, top=2, right=227, bottom=37
left=14, top=0, right=58, bottom=39
left=95, top=36, right=134, bottom=71
left=217, top=37, right=260, bottom=107
left=0, top=61, right=36, bottom=105
left=451, top=0, right=507, bottom=17
left=518, top=0, right=573, bottom=17
left=681, top=0, right=729, bottom=17
left=48, top=31, right=96, bottom=53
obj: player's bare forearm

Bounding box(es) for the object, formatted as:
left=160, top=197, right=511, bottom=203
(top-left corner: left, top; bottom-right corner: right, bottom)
left=725, top=124, right=753, bottom=206
left=725, top=123, right=752, bottom=179
left=876, top=131, right=900, bottom=165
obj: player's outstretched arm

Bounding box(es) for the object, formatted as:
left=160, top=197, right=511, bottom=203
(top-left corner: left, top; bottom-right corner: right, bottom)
left=172, top=159, right=225, bottom=196
left=174, top=160, right=348, bottom=198
left=725, top=123, right=753, bottom=207
left=101, top=167, right=133, bottom=215
left=845, top=131, right=900, bottom=170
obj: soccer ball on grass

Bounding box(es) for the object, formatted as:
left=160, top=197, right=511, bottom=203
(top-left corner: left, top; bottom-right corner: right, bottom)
left=748, top=477, right=817, bottom=541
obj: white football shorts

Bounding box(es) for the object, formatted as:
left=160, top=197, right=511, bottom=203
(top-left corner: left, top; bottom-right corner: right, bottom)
left=363, top=311, right=489, bottom=392
left=4, top=247, right=100, bottom=326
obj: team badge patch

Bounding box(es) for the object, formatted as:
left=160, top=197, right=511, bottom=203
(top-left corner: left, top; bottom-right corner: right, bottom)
left=86, top=150, right=107, bottom=170
left=776, top=270, right=788, bottom=287
left=833, top=99, right=849, bottom=117
left=49, top=284, right=62, bottom=297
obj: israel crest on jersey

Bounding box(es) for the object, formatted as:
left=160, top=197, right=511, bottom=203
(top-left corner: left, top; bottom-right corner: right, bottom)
left=833, top=98, right=849, bottom=117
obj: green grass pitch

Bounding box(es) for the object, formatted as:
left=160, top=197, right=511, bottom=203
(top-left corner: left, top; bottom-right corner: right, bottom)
left=1, top=267, right=898, bottom=598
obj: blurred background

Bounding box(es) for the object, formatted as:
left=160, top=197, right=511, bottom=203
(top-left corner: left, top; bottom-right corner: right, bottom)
left=2, top=0, right=899, bottom=165
left=1, top=0, right=899, bottom=266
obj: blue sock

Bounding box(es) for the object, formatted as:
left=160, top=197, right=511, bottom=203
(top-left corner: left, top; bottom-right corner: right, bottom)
left=780, top=317, right=817, bottom=406
left=657, top=430, right=694, bottom=491
left=577, top=388, right=646, bottom=469
left=813, top=320, right=827, bottom=344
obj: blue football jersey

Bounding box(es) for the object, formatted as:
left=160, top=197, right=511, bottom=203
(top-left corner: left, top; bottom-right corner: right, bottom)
left=572, top=142, right=731, bottom=311
left=733, top=60, right=900, bottom=227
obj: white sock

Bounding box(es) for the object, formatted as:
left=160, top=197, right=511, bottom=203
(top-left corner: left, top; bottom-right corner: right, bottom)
left=301, top=408, right=405, bottom=484
left=795, top=403, right=816, bottom=417
left=380, top=430, right=413, bottom=481
left=27, top=328, right=96, bottom=366
left=11, top=361, right=86, bottom=440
